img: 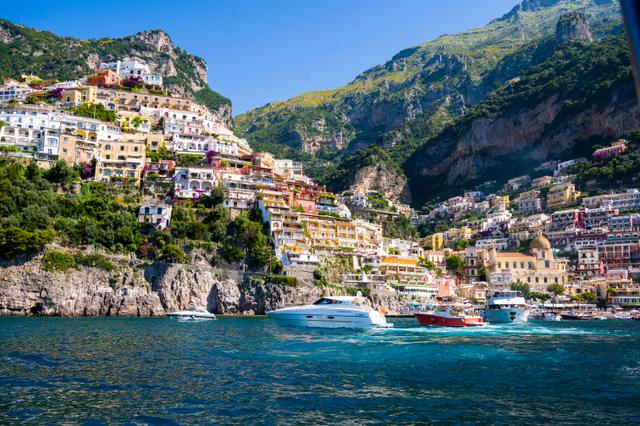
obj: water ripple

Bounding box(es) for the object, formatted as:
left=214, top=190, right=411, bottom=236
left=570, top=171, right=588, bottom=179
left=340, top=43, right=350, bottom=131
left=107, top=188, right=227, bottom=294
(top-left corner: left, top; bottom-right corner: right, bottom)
left=0, top=317, right=639, bottom=425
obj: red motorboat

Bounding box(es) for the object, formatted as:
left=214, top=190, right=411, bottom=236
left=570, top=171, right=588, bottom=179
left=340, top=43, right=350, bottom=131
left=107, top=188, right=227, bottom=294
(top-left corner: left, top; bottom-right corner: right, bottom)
left=414, top=305, right=484, bottom=327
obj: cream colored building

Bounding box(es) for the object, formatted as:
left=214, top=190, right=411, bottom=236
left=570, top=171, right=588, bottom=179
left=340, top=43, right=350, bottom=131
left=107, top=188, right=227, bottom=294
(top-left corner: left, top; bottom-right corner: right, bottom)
left=547, top=183, right=581, bottom=210
left=95, top=138, right=146, bottom=184
left=466, top=233, right=569, bottom=293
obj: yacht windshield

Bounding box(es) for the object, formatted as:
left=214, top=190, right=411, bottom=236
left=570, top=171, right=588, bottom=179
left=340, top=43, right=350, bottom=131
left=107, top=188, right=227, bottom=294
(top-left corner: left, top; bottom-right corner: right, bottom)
left=313, top=298, right=342, bottom=305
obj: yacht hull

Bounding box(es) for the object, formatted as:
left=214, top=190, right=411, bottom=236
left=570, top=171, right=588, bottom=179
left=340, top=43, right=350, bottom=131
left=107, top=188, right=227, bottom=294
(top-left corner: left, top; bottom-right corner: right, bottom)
left=486, top=308, right=529, bottom=324
left=267, top=310, right=390, bottom=329
left=414, top=312, right=484, bottom=327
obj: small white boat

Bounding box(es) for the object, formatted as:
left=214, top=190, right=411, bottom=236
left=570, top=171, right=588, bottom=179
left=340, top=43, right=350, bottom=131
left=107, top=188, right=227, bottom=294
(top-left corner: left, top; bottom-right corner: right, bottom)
left=484, top=291, right=529, bottom=324
left=542, top=313, right=562, bottom=321
left=167, top=307, right=216, bottom=319
left=267, top=295, right=392, bottom=329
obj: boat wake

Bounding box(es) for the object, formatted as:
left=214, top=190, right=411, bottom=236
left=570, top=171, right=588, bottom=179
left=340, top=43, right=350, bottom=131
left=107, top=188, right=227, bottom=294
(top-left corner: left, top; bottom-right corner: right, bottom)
left=367, top=323, right=613, bottom=337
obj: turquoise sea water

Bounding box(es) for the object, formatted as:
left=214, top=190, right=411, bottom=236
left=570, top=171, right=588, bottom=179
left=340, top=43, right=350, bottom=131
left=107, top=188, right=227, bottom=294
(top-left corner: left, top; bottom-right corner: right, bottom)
left=1, top=317, right=639, bottom=425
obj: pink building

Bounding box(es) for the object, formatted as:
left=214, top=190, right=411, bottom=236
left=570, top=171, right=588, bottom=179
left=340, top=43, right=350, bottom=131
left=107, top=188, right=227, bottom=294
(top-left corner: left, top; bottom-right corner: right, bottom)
left=592, top=140, right=628, bottom=162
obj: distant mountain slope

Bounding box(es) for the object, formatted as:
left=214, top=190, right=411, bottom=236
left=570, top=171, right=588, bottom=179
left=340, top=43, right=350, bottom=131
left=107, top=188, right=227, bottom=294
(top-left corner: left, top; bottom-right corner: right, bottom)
left=0, top=19, right=231, bottom=121
left=235, top=0, right=621, bottom=164
left=405, top=34, right=639, bottom=205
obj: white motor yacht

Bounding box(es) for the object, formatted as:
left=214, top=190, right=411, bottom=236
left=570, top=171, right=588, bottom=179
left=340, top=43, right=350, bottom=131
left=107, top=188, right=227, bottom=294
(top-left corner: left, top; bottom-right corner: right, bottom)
left=167, top=307, right=216, bottom=319
left=484, top=291, right=529, bottom=324
left=267, top=295, right=392, bottom=329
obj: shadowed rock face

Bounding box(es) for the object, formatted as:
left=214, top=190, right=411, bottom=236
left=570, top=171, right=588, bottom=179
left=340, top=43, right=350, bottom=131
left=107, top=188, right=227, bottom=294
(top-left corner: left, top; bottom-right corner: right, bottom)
left=556, top=12, right=594, bottom=45
left=0, top=256, right=412, bottom=316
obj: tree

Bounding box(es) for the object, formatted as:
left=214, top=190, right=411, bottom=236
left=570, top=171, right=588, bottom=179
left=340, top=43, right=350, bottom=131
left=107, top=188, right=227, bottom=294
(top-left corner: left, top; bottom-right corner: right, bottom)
left=478, top=266, right=488, bottom=282
left=160, top=244, right=190, bottom=263
left=0, top=226, right=55, bottom=258
left=199, top=186, right=225, bottom=208
left=510, top=281, right=531, bottom=299
left=547, top=283, right=565, bottom=301
left=445, top=255, right=465, bottom=278
left=131, top=116, right=144, bottom=130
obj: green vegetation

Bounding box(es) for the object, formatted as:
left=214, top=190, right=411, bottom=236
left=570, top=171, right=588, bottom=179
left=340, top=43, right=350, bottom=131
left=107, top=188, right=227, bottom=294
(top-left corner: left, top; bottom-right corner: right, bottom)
left=41, top=251, right=114, bottom=272
left=383, top=214, right=417, bottom=240
left=0, top=159, right=274, bottom=268
left=572, top=292, right=597, bottom=302
left=567, top=132, right=640, bottom=190
left=266, top=275, right=297, bottom=287
left=194, top=87, right=231, bottom=113
left=68, top=103, right=116, bottom=123
left=445, top=255, right=465, bottom=278
left=42, top=251, right=76, bottom=272
left=510, top=281, right=531, bottom=299
left=547, top=283, right=565, bottom=297
left=236, top=2, right=620, bottom=200
left=0, top=19, right=228, bottom=116
left=407, top=34, right=635, bottom=205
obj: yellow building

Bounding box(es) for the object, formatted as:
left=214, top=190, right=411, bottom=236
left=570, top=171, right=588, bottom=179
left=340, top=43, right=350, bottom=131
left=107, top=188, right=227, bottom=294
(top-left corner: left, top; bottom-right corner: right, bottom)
left=146, top=133, right=165, bottom=152
left=60, top=86, right=97, bottom=106
left=95, top=139, right=146, bottom=184
left=423, top=233, right=444, bottom=250
left=299, top=214, right=381, bottom=253
left=546, top=183, right=581, bottom=210
left=446, top=227, right=473, bottom=243
left=379, top=256, right=431, bottom=285
left=117, top=111, right=152, bottom=133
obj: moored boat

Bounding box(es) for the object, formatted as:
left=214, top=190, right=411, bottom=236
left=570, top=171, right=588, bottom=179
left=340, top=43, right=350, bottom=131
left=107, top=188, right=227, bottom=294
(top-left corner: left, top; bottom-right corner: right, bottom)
left=484, top=291, right=529, bottom=324
left=560, top=311, right=592, bottom=320
left=414, top=305, right=484, bottom=327
left=167, top=307, right=216, bottom=319
left=267, top=295, right=392, bottom=329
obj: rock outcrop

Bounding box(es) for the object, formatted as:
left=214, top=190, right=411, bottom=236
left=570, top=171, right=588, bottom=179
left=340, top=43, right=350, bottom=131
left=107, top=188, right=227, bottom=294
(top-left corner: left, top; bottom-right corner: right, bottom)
left=556, top=12, right=593, bottom=45
left=0, top=253, right=415, bottom=316
left=352, top=163, right=412, bottom=204
left=0, top=259, right=164, bottom=316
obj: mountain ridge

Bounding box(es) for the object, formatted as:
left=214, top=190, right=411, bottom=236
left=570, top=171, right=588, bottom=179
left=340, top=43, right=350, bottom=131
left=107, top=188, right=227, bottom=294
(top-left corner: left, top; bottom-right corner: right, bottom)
left=234, top=0, right=624, bottom=206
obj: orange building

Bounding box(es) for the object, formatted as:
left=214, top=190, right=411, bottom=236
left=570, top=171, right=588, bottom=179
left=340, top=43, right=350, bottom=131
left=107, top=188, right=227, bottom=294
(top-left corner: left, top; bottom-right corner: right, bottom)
left=86, top=69, right=122, bottom=88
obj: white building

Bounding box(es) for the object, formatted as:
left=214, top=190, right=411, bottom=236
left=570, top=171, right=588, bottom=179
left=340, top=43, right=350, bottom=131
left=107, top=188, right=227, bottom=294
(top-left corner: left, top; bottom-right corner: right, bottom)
left=172, top=135, right=239, bottom=156
left=174, top=167, right=218, bottom=199
left=138, top=203, right=172, bottom=229
left=0, top=107, right=61, bottom=158
left=99, top=58, right=163, bottom=86
left=0, top=79, right=35, bottom=103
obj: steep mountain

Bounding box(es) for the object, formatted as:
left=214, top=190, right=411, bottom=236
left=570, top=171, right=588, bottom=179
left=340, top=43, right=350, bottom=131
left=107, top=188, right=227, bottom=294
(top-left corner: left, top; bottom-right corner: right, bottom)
left=0, top=19, right=231, bottom=122
left=235, top=0, right=621, bottom=163
left=405, top=32, right=639, bottom=206
left=234, top=0, right=626, bottom=206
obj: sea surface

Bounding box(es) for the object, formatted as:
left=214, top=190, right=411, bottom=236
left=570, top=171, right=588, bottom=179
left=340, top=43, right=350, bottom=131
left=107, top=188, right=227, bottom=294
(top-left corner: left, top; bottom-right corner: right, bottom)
left=1, top=317, right=639, bottom=425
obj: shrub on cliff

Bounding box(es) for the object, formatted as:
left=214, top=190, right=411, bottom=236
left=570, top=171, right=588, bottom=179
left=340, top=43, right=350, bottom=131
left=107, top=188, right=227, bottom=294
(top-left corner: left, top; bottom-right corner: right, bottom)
left=160, top=244, right=190, bottom=263
left=74, top=253, right=114, bottom=271
left=42, top=251, right=77, bottom=272
left=267, top=275, right=297, bottom=287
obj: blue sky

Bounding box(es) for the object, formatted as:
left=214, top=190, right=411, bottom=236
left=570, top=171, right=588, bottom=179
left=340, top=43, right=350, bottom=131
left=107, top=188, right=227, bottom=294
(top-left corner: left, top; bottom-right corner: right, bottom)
left=2, top=0, right=520, bottom=115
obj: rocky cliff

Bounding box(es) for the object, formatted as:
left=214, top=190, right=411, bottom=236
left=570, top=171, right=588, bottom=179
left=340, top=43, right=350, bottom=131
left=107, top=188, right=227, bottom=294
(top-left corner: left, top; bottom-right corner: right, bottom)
left=0, top=19, right=231, bottom=122
left=0, top=253, right=410, bottom=316
left=351, top=163, right=412, bottom=204
left=406, top=34, right=639, bottom=205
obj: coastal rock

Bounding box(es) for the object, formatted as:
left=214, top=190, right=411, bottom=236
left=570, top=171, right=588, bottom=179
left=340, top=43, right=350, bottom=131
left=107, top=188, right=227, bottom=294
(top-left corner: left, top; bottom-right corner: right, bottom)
left=0, top=257, right=164, bottom=316
left=0, top=255, right=411, bottom=317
